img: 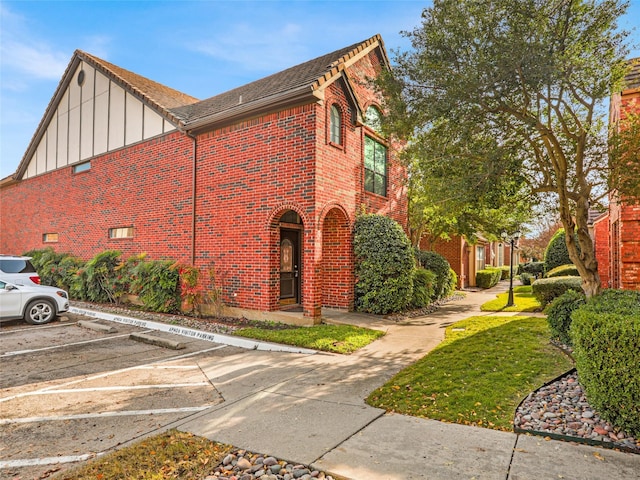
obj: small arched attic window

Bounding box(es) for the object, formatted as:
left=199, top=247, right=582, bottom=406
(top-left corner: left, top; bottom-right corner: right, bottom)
left=364, top=105, right=383, bottom=133
left=330, top=104, right=342, bottom=145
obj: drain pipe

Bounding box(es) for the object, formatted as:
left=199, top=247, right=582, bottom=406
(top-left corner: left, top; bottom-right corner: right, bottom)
left=187, top=132, right=197, bottom=266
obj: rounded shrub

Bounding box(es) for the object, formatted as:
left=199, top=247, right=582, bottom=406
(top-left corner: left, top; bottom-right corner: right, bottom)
left=544, top=229, right=580, bottom=273
left=520, top=272, right=533, bottom=285
left=414, top=249, right=453, bottom=300
left=411, top=268, right=437, bottom=308
left=544, top=289, right=586, bottom=346
left=354, top=214, right=415, bottom=314
left=545, top=264, right=579, bottom=278
left=476, top=268, right=501, bottom=289
left=531, top=276, right=583, bottom=308
left=571, top=290, right=640, bottom=437
left=519, top=261, right=545, bottom=278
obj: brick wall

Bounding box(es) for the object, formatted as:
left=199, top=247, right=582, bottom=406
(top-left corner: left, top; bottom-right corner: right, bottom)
left=593, top=215, right=610, bottom=287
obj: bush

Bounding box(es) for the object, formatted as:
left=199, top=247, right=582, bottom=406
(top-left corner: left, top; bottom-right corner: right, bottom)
left=129, top=259, right=180, bottom=313
left=354, top=214, right=415, bottom=314
left=544, top=289, right=586, bottom=346
left=414, top=249, right=455, bottom=300
left=520, top=272, right=533, bottom=285
left=24, top=247, right=84, bottom=290
left=498, top=265, right=511, bottom=280
left=545, top=264, right=579, bottom=278
left=571, top=290, right=640, bottom=437
left=476, top=268, right=502, bottom=289
left=411, top=268, right=437, bottom=308
left=531, top=276, right=583, bottom=308
left=544, top=229, right=580, bottom=273
left=519, top=261, right=545, bottom=277
left=445, top=268, right=458, bottom=297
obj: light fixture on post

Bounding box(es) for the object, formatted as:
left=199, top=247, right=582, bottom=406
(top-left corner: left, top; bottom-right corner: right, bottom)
left=501, top=230, right=521, bottom=307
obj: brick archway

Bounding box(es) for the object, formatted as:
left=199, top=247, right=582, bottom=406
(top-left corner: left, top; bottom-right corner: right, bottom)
left=320, top=206, right=353, bottom=309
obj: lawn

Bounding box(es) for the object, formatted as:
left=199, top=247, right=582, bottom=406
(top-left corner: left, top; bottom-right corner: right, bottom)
left=234, top=324, right=385, bottom=354
left=366, top=315, right=573, bottom=430
left=480, top=285, right=542, bottom=312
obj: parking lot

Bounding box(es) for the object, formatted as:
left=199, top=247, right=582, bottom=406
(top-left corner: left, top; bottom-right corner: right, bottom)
left=0, top=313, right=245, bottom=480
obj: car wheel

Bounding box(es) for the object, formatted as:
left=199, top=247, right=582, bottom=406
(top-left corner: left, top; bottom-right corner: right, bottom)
left=24, top=299, right=56, bottom=325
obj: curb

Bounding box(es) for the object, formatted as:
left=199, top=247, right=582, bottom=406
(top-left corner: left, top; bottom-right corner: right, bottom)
left=69, top=306, right=317, bottom=354
left=130, top=332, right=186, bottom=350
left=77, top=320, right=117, bottom=334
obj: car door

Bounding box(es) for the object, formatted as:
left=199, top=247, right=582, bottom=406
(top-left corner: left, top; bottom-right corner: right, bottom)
left=0, top=281, right=23, bottom=319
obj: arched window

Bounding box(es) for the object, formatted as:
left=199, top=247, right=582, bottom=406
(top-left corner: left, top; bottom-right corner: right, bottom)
left=363, top=106, right=387, bottom=196
left=330, top=104, right=341, bottom=144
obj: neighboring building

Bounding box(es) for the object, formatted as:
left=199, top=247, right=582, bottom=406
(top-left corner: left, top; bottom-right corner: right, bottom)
left=0, top=35, right=408, bottom=322
left=593, top=58, right=640, bottom=290
left=420, top=234, right=510, bottom=288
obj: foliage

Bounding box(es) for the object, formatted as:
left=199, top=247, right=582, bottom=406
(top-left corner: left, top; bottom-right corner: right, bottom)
left=377, top=0, right=632, bottom=297
left=545, top=264, right=580, bottom=278
left=411, top=268, right=437, bottom=308
left=75, top=250, right=124, bottom=303
left=23, top=247, right=83, bottom=291
left=531, top=276, right=584, bottom=308
left=571, top=290, right=640, bottom=436
left=480, top=285, right=542, bottom=312
left=235, top=324, right=385, bottom=354
left=544, top=289, right=586, bottom=346
left=354, top=214, right=415, bottom=314
left=367, top=316, right=573, bottom=430
left=544, top=229, right=579, bottom=273
left=129, top=259, right=180, bottom=313
left=476, top=268, right=501, bottom=289
left=609, top=112, right=640, bottom=199
left=519, top=261, right=545, bottom=277
left=520, top=272, right=533, bottom=285
left=446, top=268, right=458, bottom=296
left=56, top=430, right=234, bottom=480
left=414, top=249, right=455, bottom=300
left=497, top=265, right=511, bottom=280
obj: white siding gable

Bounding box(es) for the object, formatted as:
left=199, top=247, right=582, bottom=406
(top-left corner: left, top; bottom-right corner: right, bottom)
left=22, top=61, right=177, bottom=179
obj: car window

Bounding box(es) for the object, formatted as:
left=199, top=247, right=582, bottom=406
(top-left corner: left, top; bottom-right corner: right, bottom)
left=0, top=259, right=36, bottom=273
left=0, top=281, right=5, bottom=288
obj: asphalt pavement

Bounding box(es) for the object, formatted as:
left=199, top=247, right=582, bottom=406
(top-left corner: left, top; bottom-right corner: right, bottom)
left=166, top=282, right=640, bottom=479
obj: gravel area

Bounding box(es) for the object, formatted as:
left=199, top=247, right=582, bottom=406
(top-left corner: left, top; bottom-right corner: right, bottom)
left=515, top=369, right=640, bottom=454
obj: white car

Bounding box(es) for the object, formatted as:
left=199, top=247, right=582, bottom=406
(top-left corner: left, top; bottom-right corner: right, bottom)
left=0, top=255, right=41, bottom=285
left=0, top=279, right=69, bottom=325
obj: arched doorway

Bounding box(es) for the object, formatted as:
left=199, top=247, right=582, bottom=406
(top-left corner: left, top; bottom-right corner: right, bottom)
left=278, top=210, right=303, bottom=310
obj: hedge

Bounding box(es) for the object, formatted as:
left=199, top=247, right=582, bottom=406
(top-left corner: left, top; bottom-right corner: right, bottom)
left=531, top=276, right=583, bottom=307
left=354, top=214, right=415, bottom=314
left=476, top=268, right=502, bottom=289
left=544, top=229, right=580, bottom=273
left=414, top=249, right=455, bottom=300
left=545, top=264, right=579, bottom=278
left=519, top=261, right=545, bottom=277
left=544, top=289, right=585, bottom=346
left=411, top=268, right=437, bottom=308
left=571, top=290, right=640, bottom=437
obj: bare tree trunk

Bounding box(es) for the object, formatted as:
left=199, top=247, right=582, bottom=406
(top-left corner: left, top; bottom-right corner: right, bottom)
left=560, top=194, right=602, bottom=298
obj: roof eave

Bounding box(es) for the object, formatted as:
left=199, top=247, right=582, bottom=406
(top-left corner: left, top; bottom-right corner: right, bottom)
left=184, top=85, right=320, bottom=134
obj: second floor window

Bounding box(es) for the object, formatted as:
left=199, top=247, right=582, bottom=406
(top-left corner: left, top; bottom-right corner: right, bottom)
left=364, top=136, right=387, bottom=196
left=330, top=105, right=341, bottom=144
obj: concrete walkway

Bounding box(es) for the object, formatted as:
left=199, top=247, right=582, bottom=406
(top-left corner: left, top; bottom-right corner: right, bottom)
left=174, top=282, right=640, bottom=479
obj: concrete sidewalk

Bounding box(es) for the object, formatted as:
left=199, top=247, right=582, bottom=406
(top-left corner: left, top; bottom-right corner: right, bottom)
left=175, top=282, right=640, bottom=479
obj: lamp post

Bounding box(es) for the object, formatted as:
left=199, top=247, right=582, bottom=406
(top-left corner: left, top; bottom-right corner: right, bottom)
left=501, top=231, right=521, bottom=307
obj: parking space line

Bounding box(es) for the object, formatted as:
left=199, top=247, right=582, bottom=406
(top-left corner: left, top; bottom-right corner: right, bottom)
left=0, top=454, right=97, bottom=469
left=25, top=382, right=210, bottom=394
left=0, top=322, right=77, bottom=335
left=0, top=406, right=210, bottom=425
left=0, top=331, right=143, bottom=357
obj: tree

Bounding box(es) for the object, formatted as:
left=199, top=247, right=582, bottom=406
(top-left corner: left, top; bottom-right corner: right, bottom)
left=379, top=0, right=632, bottom=297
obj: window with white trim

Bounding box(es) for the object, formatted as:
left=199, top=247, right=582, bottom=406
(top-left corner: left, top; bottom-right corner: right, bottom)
left=330, top=104, right=342, bottom=145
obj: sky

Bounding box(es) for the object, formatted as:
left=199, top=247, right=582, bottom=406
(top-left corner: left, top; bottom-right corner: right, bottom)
left=1, top=0, right=639, bottom=179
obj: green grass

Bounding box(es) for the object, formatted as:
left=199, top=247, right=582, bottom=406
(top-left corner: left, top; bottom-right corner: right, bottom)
left=366, top=315, right=573, bottom=430
left=235, top=324, right=385, bottom=354
left=480, top=285, right=542, bottom=312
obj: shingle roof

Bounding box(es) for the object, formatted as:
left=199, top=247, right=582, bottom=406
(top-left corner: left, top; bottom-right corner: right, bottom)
left=624, top=57, right=640, bottom=91
left=171, top=34, right=387, bottom=130
left=78, top=51, right=200, bottom=114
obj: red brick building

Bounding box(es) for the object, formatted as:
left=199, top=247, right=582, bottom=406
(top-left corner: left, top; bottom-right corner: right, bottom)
left=0, top=35, right=408, bottom=322
left=593, top=58, right=640, bottom=290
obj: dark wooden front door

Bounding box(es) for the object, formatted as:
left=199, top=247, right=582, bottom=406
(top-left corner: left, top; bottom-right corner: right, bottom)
left=280, top=229, right=300, bottom=304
